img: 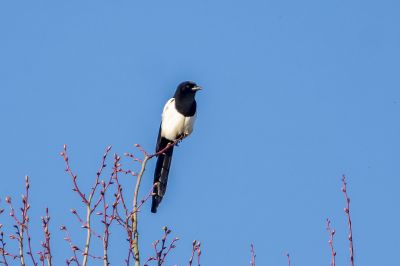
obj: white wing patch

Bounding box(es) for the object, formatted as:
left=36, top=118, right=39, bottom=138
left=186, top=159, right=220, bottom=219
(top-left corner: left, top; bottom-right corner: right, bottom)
left=160, top=98, right=196, bottom=141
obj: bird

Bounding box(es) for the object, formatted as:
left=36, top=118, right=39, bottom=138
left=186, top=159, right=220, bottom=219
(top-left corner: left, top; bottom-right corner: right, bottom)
left=151, top=81, right=202, bottom=213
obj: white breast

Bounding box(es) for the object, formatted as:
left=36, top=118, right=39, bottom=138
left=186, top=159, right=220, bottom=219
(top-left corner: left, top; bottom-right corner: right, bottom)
left=160, top=98, right=196, bottom=141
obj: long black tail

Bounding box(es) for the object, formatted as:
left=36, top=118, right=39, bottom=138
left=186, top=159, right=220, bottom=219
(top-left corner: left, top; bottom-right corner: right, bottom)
left=151, top=135, right=174, bottom=213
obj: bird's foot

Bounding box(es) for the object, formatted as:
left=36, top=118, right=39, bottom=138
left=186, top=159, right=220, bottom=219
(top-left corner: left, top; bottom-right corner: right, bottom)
left=174, top=134, right=186, bottom=146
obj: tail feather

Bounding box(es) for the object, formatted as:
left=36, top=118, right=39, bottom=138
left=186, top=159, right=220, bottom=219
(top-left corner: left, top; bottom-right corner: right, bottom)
left=151, top=136, right=174, bottom=213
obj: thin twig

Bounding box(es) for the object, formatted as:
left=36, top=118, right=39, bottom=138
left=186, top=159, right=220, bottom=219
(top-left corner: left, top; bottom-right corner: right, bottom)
left=114, top=161, right=154, bottom=266
left=131, top=154, right=150, bottom=266
left=111, top=167, right=134, bottom=266
left=25, top=227, right=37, bottom=266
left=250, top=244, right=256, bottom=266
left=61, top=145, right=112, bottom=266
left=144, top=227, right=179, bottom=266
left=129, top=139, right=180, bottom=266
left=5, top=196, right=25, bottom=266
left=326, top=219, right=336, bottom=266
left=99, top=169, right=118, bottom=266
left=196, top=243, right=201, bottom=266
left=83, top=146, right=112, bottom=266
left=0, top=232, right=8, bottom=266
left=23, top=176, right=37, bottom=266
left=41, top=208, right=52, bottom=266
left=60, top=145, right=89, bottom=205
left=0, top=200, right=18, bottom=265
left=6, top=176, right=37, bottom=266
left=60, top=225, right=81, bottom=266
left=342, top=175, right=354, bottom=266
left=101, top=186, right=110, bottom=266
left=158, top=227, right=178, bottom=266
left=189, top=240, right=201, bottom=266
left=0, top=206, right=10, bottom=266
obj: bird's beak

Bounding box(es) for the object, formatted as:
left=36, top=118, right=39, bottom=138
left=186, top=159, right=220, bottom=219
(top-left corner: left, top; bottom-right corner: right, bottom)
left=192, top=85, right=202, bottom=91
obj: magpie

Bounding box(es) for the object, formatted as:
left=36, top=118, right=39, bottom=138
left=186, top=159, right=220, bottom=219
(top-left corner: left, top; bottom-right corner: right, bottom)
left=151, top=81, right=202, bottom=213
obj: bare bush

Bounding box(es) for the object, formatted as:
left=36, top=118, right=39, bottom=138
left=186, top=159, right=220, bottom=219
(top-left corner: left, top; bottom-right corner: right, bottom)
left=0, top=144, right=355, bottom=266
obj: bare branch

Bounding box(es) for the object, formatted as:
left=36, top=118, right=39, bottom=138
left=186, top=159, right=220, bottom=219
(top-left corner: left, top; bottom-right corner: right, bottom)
left=250, top=244, right=256, bottom=266
left=341, top=175, right=354, bottom=266
left=0, top=204, right=12, bottom=266
left=189, top=240, right=201, bottom=266
left=131, top=154, right=150, bottom=266
left=326, top=219, right=336, bottom=266
left=144, top=227, right=179, bottom=266
left=40, top=208, right=52, bottom=266
left=61, top=145, right=113, bottom=266
left=5, top=176, right=38, bottom=266
left=286, top=253, right=290, bottom=266
left=125, top=140, right=181, bottom=266
left=60, top=145, right=89, bottom=205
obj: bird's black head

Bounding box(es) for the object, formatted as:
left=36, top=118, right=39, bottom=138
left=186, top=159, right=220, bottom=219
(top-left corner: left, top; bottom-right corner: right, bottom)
left=174, top=81, right=202, bottom=99
left=173, top=81, right=201, bottom=116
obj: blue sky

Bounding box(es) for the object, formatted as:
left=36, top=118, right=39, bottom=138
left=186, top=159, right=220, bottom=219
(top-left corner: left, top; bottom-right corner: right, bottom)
left=1, top=0, right=400, bottom=265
